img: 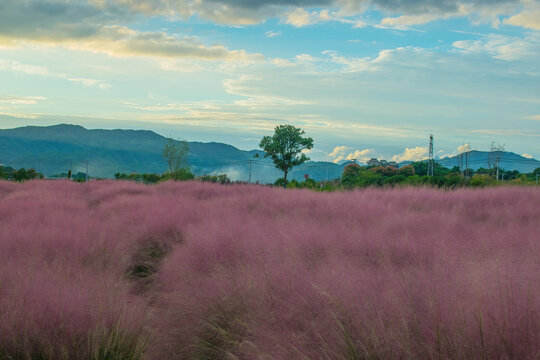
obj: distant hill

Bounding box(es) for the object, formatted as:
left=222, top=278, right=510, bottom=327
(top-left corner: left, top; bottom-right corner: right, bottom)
left=1, top=124, right=537, bottom=181
left=436, top=150, right=540, bottom=173
left=0, top=124, right=345, bottom=182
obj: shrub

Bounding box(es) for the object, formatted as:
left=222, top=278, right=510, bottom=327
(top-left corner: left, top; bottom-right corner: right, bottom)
left=470, top=175, right=488, bottom=188
left=369, top=166, right=398, bottom=176
left=199, top=174, right=230, bottom=184
left=397, top=164, right=415, bottom=176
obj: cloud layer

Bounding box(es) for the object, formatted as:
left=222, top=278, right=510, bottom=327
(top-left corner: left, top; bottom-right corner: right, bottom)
left=0, top=0, right=534, bottom=36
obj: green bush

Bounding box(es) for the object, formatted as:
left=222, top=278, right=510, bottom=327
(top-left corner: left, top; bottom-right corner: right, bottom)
left=470, top=176, right=487, bottom=188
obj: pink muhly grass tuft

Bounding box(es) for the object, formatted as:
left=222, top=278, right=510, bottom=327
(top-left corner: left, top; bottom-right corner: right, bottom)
left=0, top=180, right=539, bottom=359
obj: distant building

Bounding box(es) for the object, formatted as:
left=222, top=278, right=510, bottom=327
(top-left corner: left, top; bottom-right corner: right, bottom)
left=367, top=158, right=399, bottom=168
left=367, top=158, right=381, bottom=167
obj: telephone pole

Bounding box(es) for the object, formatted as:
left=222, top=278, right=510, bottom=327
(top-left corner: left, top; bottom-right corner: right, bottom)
left=459, top=152, right=464, bottom=177
left=465, top=150, right=470, bottom=178
left=427, top=134, right=434, bottom=176
left=248, top=159, right=252, bottom=184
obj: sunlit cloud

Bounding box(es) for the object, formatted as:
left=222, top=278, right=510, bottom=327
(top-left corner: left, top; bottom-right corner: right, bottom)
left=391, top=147, right=429, bottom=162
left=328, top=146, right=378, bottom=163
left=0, top=59, right=112, bottom=89
left=265, top=30, right=282, bottom=38
left=463, top=130, right=540, bottom=137
left=68, top=78, right=111, bottom=90
left=0, top=60, right=52, bottom=76
left=503, top=1, right=540, bottom=30
left=456, top=143, right=472, bottom=154
left=0, top=95, right=46, bottom=105
left=452, top=33, right=540, bottom=61
left=0, top=0, right=538, bottom=160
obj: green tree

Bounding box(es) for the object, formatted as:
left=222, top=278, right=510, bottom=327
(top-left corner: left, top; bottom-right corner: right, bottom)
left=259, top=125, right=313, bottom=187
left=162, top=138, right=190, bottom=176
left=341, top=163, right=361, bottom=187
left=397, top=165, right=415, bottom=176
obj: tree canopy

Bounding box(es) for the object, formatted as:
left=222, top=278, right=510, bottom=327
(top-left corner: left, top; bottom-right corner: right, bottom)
left=259, top=124, right=313, bottom=187
left=162, top=138, right=189, bottom=176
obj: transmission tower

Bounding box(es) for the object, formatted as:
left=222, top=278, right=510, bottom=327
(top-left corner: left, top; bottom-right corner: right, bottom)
left=427, top=134, right=434, bottom=176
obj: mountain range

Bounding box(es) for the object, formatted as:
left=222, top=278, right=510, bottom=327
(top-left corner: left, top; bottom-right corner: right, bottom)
left=0, top=124, right=345, bottom=182
left=0, top=124, right=538, bottom=182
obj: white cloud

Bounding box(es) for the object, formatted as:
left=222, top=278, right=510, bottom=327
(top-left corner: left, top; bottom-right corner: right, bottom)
left=265, top=30, right=282, bottom=38
left=284, top=7, right=357, bottom=28
left=503, top=1, right=540, bottom=30
left=391, top=147, right=428, bottom=162
left=285, top=8, right=318, bottom=27
left=0, top=60, right=52, bottom=76
left=0, top=59, right=112, bottom=90
left=463, top=129, right=540, bottom=137
left=379, top=13, right=446, bottom=29
left=60, top=26, right=264, bottom=62
left=328, top=146, right=378, bottom=163
left=352, top=19, right=368, bottom=28
left=456, top=143, right=472, bottom=154
left=295, top=54, right=317, bottom=62
left=68, top=78, right=111, bottom=90
left=452, top=34, right=540, bottom=61
left=0, top=0, right=526, bottom=34
left=158, top=59, right=207, bottom=72
left=0, top=111, right=39, bottom=119
left=0, top=95, right=46, bottom=105
left=346, top=148, right=378, bottom=162
left=522, top=153, right=534, bottom=159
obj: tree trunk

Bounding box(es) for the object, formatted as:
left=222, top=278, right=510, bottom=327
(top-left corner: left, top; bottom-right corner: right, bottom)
left=283, top=168, right=288, bottom=188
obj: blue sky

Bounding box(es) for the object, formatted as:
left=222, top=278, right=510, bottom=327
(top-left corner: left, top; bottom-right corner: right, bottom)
left=0, top=0, right=539, bottom=162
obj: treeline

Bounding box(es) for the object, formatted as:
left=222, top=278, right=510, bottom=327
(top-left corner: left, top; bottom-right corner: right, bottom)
left=0, top=165, right=43, bottom=182
left=279, top=162, right=540, bottom=190
left=322, top=162, right=539, bottom=190
left=2, top=163, right=539, bottom=189
left=114, top=170, right=232, bottom=185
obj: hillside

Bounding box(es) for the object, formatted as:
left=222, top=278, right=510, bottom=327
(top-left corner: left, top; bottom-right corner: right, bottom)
left=0, top=124, right=345, bottom=181
left=437, top=150, right=540, bottom=173
left=1, top=124, right=538, bottom=180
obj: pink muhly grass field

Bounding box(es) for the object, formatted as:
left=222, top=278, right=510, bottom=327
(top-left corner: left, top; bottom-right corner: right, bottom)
left=0, top=180, right=539, bottom=359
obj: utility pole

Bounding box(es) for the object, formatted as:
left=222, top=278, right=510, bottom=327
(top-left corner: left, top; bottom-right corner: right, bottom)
left=248, top=159, right=252, bottom=184
left=427, top=134, right=434, bottom=176
left=465, top=150, right=470, bottom=178
left=459, top=153, right=464, bottom=177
